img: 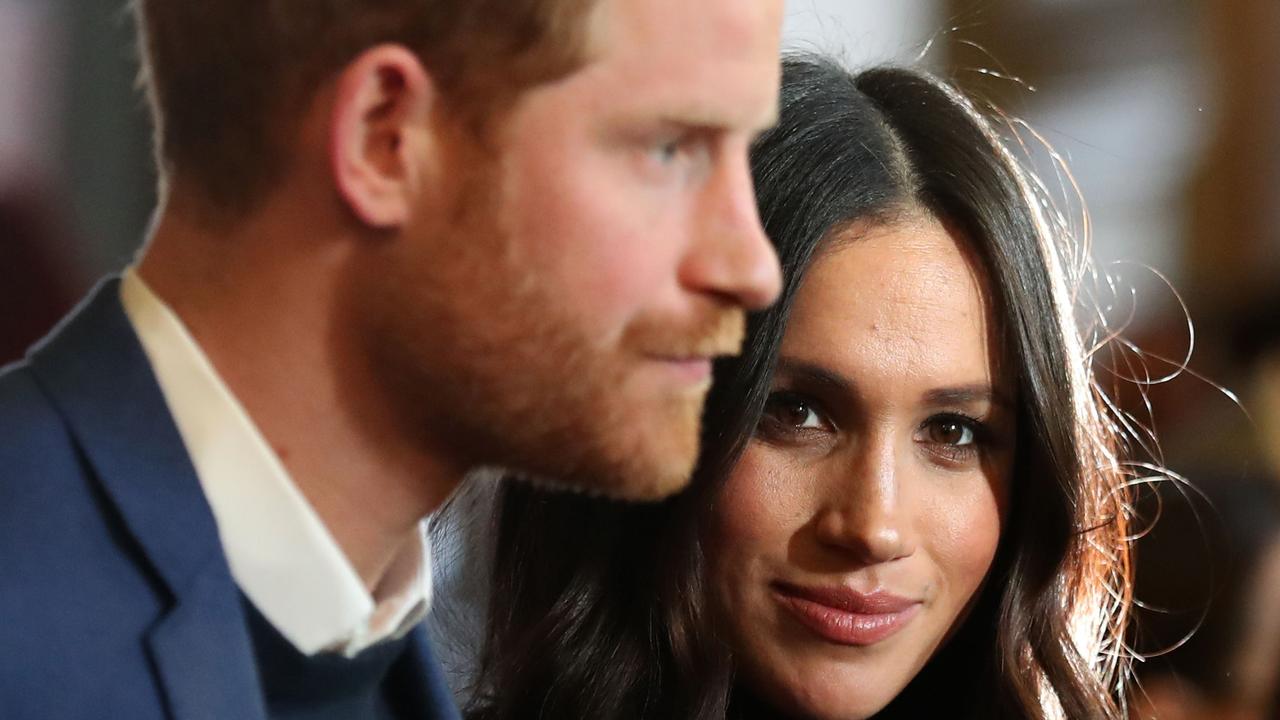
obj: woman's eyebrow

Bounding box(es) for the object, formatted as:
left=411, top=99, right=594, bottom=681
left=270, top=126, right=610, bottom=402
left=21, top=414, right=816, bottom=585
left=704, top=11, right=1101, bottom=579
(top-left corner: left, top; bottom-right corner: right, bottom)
left=922, top=385, right=1013, bottom=409
left=773, top=358, right=853, bottom=396
left=773, top=360, right=1014, bottom=411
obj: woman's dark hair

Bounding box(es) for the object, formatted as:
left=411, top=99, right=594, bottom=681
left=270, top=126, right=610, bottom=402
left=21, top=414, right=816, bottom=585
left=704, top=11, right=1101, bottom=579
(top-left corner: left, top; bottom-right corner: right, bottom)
left=464, top=55, right=1133, bottom=720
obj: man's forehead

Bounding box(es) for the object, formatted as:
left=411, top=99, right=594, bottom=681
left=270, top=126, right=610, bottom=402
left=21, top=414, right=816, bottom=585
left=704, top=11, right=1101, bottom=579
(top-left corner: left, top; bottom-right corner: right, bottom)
left=600, top=0, right=781, bottom=44
left=583, top=0, right=783, bottom=131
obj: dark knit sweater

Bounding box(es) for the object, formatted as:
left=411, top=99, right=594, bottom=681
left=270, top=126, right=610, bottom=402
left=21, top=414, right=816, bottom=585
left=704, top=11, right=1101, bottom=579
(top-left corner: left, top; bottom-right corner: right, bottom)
left=243, top=598, right=418, bottom=720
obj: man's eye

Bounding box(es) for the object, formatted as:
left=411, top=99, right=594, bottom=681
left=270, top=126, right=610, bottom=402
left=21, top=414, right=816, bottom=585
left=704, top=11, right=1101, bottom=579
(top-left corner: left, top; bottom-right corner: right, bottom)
left=650, top=139, right=683, bottom=164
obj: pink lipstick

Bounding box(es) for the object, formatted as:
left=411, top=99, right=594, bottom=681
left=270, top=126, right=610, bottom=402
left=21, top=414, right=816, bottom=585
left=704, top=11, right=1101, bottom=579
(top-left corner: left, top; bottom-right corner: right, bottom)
left=772, top=582, right=921, bottom=646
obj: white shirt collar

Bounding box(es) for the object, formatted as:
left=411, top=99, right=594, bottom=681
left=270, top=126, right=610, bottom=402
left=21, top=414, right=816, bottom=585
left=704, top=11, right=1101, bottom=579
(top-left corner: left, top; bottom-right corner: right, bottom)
left=120, top=268, right=431, bottom=657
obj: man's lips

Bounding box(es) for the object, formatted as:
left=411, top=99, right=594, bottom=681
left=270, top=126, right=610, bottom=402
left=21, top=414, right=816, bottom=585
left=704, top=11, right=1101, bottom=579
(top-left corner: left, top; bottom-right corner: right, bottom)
left=772, top=581, right=922, bottom=646
left=651, top=356, right=715, bottom=384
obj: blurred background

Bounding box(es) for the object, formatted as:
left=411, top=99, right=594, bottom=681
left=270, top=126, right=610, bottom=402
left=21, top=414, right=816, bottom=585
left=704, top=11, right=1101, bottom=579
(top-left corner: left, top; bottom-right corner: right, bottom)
left=2, top=0, right=1278, bottom=716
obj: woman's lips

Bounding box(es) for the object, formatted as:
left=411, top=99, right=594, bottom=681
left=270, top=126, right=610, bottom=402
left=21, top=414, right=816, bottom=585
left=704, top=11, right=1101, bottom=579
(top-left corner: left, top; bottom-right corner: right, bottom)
left=772, top=581, right=922, bottom=646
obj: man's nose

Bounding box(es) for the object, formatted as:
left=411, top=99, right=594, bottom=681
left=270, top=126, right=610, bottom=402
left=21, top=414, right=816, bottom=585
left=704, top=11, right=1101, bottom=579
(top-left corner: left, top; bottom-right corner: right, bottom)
left=680, top=151, right=783, bottom=311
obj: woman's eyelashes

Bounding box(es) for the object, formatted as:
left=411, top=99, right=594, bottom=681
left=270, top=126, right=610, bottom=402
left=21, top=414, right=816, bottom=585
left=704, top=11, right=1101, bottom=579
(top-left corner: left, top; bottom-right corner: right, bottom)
left=757, top=391, right=835, bottom=443
left=914, top=412, right=993, bottom=468
left=757, top=389, right=1000, bottom=468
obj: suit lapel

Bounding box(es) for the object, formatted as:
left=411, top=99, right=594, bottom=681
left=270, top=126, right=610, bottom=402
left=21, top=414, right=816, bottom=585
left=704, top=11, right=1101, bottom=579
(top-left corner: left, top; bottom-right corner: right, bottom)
left=28, top=278, right=267, bottom=720
left=146, top=566, right=268, bottom=720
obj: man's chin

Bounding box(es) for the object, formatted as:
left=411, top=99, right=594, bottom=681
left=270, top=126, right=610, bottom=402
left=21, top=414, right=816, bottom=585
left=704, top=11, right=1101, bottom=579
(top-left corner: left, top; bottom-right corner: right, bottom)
left=469, top=381, right=707, bottom=501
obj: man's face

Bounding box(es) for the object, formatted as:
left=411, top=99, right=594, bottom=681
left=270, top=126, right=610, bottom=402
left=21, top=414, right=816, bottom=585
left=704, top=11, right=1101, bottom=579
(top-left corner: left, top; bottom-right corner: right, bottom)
left=362, top=0, right=784, bottom=500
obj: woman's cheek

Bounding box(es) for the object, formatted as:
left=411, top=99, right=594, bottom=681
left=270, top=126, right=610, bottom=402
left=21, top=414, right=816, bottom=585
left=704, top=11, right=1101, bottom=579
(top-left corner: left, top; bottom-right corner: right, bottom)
left=928, top=480, right=1005, bottom=597
left=707, top=443, right=806, bottom=556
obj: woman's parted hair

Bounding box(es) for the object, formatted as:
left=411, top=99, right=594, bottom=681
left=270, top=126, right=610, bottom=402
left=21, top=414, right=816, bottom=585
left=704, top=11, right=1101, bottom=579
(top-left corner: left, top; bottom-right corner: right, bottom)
left=468, top=55, right=1132, bottom=720
left=131, top=0, right=595, bottom=221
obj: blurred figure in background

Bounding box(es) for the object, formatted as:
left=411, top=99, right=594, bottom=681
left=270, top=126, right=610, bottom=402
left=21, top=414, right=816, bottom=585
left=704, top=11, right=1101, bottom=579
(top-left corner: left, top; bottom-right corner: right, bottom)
left=1132, top=299, right=1280, bottom=720
left=0, top=0, right=78, bottom=365
left=0, top=192, right=76, bottom=366
left=1131, top=470, right=1280, bottom=720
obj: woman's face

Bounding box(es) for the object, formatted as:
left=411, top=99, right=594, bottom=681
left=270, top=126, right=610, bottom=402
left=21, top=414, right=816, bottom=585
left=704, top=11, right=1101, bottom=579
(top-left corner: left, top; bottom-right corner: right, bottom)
left=703, top=215, right=1016, bottom=720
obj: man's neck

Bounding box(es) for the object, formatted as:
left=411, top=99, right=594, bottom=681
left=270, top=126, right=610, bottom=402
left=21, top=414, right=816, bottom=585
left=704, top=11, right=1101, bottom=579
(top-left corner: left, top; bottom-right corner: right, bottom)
left=136, top=203, right=464, bottom=592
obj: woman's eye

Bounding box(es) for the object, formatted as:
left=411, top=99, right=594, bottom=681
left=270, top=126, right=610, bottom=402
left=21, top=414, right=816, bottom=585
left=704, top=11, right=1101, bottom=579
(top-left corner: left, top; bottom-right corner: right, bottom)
left=916, top=414, right=989, bottom=466
left=756, top=391, right=835, bottom=448
left=925, top=417, right=976, bottom=446
left=761, top=392, right=829, bottom=432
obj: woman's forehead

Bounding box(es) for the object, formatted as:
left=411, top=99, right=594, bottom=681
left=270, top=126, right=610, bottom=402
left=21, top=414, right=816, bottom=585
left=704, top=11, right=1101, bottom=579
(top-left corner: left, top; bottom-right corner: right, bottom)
left=783, top=217, right=1012, bottom=397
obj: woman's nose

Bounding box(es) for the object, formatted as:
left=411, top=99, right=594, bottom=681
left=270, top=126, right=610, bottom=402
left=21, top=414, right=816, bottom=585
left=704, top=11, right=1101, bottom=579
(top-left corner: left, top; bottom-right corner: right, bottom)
left=813, top=435, right=915, bottom=564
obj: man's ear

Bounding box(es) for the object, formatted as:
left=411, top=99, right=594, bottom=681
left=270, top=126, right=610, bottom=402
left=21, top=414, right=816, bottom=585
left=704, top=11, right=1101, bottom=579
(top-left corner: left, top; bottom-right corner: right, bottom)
left=330, top=45, right=437, bottom=230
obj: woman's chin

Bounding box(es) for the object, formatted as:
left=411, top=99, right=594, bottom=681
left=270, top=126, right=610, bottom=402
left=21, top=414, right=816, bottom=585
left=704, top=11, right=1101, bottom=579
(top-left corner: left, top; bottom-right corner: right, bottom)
left=780, top=692, right=889, bottom=720
left=749, top=661, right=903, bottom=720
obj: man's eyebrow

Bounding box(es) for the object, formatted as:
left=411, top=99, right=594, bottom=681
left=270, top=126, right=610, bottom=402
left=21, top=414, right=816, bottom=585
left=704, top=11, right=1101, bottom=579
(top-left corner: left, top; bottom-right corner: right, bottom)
left=658, top=103, right=779, bottom=136
left=922, top=385, right=1013, bottom=409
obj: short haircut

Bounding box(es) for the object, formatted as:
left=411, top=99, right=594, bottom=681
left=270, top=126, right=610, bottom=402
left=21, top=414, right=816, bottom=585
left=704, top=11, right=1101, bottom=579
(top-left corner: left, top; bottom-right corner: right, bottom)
left=132, top=0, right=596, bottom=220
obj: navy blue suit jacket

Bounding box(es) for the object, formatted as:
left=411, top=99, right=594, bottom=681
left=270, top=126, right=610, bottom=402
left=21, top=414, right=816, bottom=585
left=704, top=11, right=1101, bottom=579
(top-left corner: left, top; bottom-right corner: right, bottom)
left=0, top=279, right=461, bottom=720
